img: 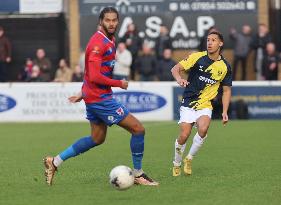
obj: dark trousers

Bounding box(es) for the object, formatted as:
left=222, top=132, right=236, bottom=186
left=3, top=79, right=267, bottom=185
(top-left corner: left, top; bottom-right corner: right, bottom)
left=130, top=58, right=136, bottom=81
left=0, top=61, right=7, bottom=82
left=232, top=56, right=247, bottom=81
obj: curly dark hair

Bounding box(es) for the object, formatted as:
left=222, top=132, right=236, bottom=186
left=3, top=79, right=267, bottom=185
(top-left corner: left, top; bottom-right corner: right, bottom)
left=99, top=7, right=119, bottom=21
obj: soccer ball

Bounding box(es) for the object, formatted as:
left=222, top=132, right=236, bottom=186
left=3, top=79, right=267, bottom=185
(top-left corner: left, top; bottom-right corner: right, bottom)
left=109, top=165, right=134, bottom=190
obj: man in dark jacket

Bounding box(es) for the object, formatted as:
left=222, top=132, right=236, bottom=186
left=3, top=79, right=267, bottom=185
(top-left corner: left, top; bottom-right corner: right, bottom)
left=251, top=24, right=272, bottom=80
left=262, top=42, right=279, bottom=80
left=33, top=48, right=52, bottom=82
left=135, top=43, right=157, bottom=81
left=155, top=25, right=172, bottom=60
left=0, top=26, right=12, bottom=82
left=157, top=49, right=176, bottom=81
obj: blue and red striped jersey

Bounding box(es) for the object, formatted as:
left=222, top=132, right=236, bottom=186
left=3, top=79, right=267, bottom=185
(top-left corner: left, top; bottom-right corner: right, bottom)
left=82, top=31, right=122, bottom=104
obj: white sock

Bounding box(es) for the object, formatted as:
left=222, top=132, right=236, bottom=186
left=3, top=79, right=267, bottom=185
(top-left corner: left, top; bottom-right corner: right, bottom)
left=173, top=139, right=186, bottom=167
left=133, top=169, right=144, bottom=177
left=53, top=155, right=63, bottom=167
left=187, top=132, right=207, bottom=160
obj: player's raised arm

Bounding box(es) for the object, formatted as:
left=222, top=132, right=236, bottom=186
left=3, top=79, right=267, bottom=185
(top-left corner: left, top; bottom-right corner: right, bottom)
left=221, top=85, right=231, bottom=126
left=171, top=63, right=189, bottom=87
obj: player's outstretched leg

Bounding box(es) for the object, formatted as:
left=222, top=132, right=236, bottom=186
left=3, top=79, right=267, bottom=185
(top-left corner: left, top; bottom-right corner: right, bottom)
left=43, top=122, right=107, bottom=185
left=43, top=136, right=98, bottom=185
left=118, top=113, right=159, bottom=186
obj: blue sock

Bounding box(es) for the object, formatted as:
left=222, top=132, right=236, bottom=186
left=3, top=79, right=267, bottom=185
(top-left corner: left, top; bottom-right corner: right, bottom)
left=59, top=136, right=97, bottom=161
left=130, top=134, right=144, bottom=170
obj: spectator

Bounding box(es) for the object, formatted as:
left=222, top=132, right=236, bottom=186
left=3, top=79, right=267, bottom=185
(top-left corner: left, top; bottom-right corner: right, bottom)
left=135, top=43, right=157, bottom=81
left=120, top=23, right=142, bottom=80
left=262, top=42, right=278, bottom=80
left=0, top=26, right=12, bottom=82
left=18, top=58, right=33, bottom=81
left=72, top=64, right=83, bottom=82
left=229, top=25, right=252, bottom=80
left=157, top=49, right=176, bottom=81
left=155, top=25, right=172, bottom=60
left=113, top=42, right=132, bottom=80
left=33, top=48, right=52, bottom=82
left=53, top=59, right=72, bottom=82
left=251, top=24, right=272, bottom=80
left=26, top=65, right=43, bottom=82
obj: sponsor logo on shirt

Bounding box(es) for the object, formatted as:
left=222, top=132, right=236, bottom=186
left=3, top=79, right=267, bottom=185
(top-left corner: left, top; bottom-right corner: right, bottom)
left=92, top=46, right=100, bottom=54
left=199, top=75, right=217, bottom=84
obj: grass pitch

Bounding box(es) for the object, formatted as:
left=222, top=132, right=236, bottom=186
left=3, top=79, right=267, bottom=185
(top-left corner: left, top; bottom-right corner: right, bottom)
left=0, top=120, right=280, bottom=205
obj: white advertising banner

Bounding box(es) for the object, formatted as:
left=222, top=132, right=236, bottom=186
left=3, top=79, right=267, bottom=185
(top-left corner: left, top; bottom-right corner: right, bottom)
left=20, top=0, right=63, bottom=13
left=0, top=82, right=175, bottom=122
left=0, top=83, right=85, bottom=122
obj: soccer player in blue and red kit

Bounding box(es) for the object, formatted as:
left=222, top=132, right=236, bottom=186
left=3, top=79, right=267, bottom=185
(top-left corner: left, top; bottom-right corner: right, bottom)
left=44, top=7, right=158, bottom=186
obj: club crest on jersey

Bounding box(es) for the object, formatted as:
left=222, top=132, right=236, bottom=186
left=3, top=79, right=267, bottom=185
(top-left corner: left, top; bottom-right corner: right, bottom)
left=116, top=107, right=124, bottom=116
left=218, top=70, right=223, bottom=76
left=92, top=46, right=100, bottom=54
left=108, top=116, right=115, bottom=122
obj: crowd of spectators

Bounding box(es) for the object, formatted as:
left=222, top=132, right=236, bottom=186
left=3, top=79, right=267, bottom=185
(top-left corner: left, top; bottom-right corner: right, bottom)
left=17, top=48, right=83, bottom=83
left=0, top=23, right=280, bottom=83
left=229, top=23, right=278, bottom=80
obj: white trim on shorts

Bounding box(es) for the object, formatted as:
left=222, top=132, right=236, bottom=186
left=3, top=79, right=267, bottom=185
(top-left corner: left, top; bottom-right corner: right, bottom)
left=178, top=106, right=212, bottom=124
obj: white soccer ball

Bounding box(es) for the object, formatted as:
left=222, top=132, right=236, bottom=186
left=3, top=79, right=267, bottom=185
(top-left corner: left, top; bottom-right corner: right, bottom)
left=109, top=165, right=134, bottom=190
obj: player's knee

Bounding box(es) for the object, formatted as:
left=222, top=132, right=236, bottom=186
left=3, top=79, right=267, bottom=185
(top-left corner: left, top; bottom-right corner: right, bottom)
left=177, top=136, right=186, bottom=145
left=91, top=134, right=106, bottom=145
left=131, top=123, right=145, bottom=135
left=95, top=138, right=105, bottom=145
left=178, top=132, right=190, bottom=144
left=197, top=123, right=209, bottom=137
left=198, top=129, right=208, bottom=138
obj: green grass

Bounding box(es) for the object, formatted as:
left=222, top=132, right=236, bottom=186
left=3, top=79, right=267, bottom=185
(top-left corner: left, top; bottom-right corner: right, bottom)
left=0, top=120, right=280, bottom=205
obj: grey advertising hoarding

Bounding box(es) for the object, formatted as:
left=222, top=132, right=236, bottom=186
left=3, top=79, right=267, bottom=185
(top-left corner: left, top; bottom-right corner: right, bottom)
left=79, top=0, right=258, bottom=49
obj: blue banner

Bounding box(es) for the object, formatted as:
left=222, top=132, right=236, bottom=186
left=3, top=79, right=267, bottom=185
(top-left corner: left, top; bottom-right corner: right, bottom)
left=114, top=91, right=167, bottom=113
left=232, top=86, right=281, bottom=119
left=0, top=0, right=19, bottom=13
left=173, top=85, right=281, bottom=120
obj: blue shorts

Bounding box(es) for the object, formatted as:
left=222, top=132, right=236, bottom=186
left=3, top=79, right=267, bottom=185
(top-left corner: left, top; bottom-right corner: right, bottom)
left=85, top=98, right=129, bottom=126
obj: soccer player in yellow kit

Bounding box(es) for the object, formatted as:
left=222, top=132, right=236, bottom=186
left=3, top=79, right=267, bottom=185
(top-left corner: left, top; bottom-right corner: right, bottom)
left=171, top=31, right=232, bottom=176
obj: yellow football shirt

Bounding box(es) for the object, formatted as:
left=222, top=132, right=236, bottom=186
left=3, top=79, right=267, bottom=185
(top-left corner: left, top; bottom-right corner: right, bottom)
left=179, top=51, right=232, bottom=110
